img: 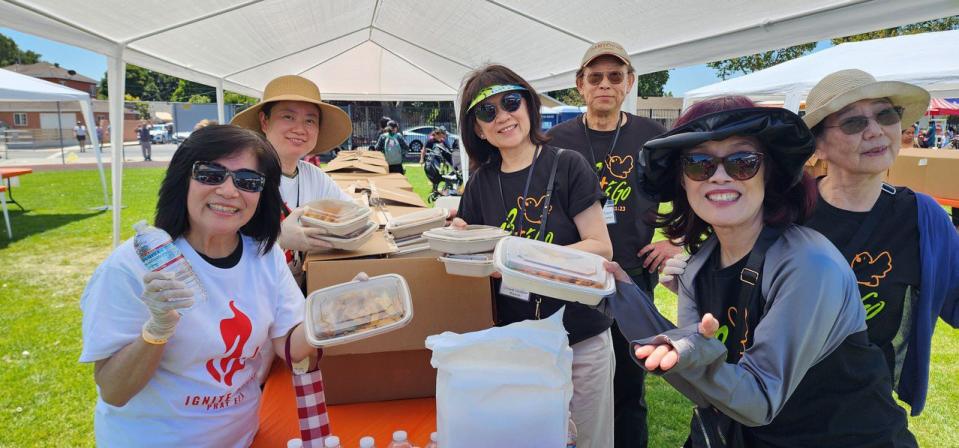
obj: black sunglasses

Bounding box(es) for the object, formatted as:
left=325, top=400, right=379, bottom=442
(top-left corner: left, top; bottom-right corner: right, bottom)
left=474, top=92, right=525, bottom=123
left=191, top=161, right=266, bottom=193
left=585, top=71, right=626, bottom=86
left=826, top=106, right=903, bottom=135
left=681, top=151, right=765, bottom=182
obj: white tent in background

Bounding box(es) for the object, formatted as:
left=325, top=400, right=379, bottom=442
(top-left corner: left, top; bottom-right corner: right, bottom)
left=0, top=67, right=109, bottom=210
left=685, top=29, right=959, bottom=112
left=1, top=0, right=957, bottom=246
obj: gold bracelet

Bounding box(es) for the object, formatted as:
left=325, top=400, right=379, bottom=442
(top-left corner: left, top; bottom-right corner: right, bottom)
left=141, top=326, right=168, bottom=345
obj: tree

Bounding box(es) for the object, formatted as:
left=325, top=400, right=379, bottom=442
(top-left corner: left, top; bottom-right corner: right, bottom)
left=546, top=70, right=671, bottom=105
left=125, top=94, right=150, bottom=119
left=170, top=79, right=213, bottom=102
left=831, top=16, right=959, bottom=44
left=707, top=43, right=817, bottom=80
left=187, top=94, right=212, bottom=104
left=97, top=64, right=180, bottom=101
left=0, top=32, right=42, bottom=67
left=223, top=91, right=258, bottom=104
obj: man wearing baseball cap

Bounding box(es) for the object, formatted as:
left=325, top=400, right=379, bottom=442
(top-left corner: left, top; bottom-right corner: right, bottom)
left=547, top=40, right=681, bottom=448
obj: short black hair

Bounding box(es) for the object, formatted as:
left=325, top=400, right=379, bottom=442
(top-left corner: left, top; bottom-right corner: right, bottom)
left=457, top=64, right=549, bottom=171
left=155, top=125, right=283, bottom=255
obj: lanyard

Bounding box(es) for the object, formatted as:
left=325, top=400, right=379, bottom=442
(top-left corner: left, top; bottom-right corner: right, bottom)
left=583, top=112, right=624, bottom=176
left=497, top=145, right=541, bottom=237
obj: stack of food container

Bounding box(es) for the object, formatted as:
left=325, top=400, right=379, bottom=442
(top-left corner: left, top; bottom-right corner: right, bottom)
left=300, top=199, right=377, bottom=250
left=384, top=208, right=449, bottom=253
left=424, top=225, right=509, bottom=277
left=304, top=274, right=413, bottom=347
left=493, top=236, right=615, bottom=305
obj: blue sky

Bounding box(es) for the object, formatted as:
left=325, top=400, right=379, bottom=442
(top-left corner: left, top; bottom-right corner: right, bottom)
left=1, top=27, right=830, bottom=97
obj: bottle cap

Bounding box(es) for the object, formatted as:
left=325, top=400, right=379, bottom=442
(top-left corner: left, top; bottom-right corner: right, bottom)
left=324, top=436, right=340, bottom=448
left=359, top=436, right=375, bottom=448
left=393, top=430, right=408, bottom=441
left=430, top=432, right=438, bottom=442
left=287, top=439, right=303, bottom=448
left=133, top=220, right=149, bottom=232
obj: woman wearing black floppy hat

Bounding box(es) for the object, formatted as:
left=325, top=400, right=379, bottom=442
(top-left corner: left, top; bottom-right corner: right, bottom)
left=604, top=96, right=915, bottom=447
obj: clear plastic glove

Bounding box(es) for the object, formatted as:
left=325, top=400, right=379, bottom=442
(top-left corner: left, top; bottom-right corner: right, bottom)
left=140, top=271, right=194, bottom=342
left=278, top=207, right=335, bottom=252
left=634, top=313, right=718, bottom=371
left=659, top=253, right=690, bottom=295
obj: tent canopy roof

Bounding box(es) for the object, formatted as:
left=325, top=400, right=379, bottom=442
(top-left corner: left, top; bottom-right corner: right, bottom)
left=686, top=29, right=959, bottom=105
left=2, top=0, right=957, bottom=101
left=0, top=66, right=93, bottom=102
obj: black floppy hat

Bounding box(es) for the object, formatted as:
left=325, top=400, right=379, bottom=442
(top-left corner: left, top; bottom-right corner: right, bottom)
left=639, top=107, right=815, bottom=201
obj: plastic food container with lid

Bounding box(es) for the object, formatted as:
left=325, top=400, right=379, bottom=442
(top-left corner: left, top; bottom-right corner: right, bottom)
left=438, top=253, right=496, bottom=277
left=423, top=225, right=509, bottom=255
left=304, top=274, right=413, bottom=347
left=493, top=236, right=615, bottom=305
left=385, top=208, right=448, bottom=239
left=301, top=199, right=372, bottom=237
left=315, top=221, right=378, bottom=251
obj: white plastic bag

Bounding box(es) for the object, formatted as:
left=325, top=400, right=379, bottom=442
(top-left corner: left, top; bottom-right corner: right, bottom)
left=425, top=308, right=573, bottom=448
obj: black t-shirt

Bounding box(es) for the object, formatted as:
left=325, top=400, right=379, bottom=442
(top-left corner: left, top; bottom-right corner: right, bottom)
left=457, top=145, right=611, bottom=344
left=805, top=186, right=920, bottom=379
left=693, top=248, right=758, bottom=363
left=547, top=113, right=666, bottom=273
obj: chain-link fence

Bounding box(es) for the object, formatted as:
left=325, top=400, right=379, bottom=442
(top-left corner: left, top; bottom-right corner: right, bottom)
left=331, top=102, right=458, bottom=149
left=634, top=108, right=681, bottom=130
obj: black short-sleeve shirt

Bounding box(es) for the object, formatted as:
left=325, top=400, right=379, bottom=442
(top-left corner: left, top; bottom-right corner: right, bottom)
left=457, top=145, right=611, bottom=344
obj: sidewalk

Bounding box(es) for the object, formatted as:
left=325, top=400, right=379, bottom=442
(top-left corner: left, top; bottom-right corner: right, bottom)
left=0, top=141, right=174, bottom=170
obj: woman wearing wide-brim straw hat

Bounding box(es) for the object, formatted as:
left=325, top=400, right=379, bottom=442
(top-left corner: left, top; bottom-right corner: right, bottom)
left=802, top=69, right=959, bottom=418
left=231, top=75, right=355, bottom=283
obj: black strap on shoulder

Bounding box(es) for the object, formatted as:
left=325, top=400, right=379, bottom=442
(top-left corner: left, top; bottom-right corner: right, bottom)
left=839, top=183, right=896, bottom=259
left=737, top=225, right=785, bottom=319
left=536, top=148, right=564, bottom=240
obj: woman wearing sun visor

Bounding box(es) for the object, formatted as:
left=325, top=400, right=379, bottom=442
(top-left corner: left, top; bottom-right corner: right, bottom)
left=603, top=96, right=915, bottom=447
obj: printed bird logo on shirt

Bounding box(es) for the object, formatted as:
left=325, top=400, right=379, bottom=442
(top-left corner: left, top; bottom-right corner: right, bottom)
left=850, top=251, right=893, bottom=288
left=206, top=301, right=258, bottom=386
left=605, top=155, right=634, bottom=179
left=517, top=195, right=553, bottom=224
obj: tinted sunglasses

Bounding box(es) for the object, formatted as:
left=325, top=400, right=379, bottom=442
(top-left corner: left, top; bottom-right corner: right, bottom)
left=474, top=92, right=524, bottom=123
left=826, top=106, right=903, bottom=135
left=191, top=161, right=266, bottom=193
left=681, top=151, right=765, bottom=181
left=585, top=71, right=626, bottom=86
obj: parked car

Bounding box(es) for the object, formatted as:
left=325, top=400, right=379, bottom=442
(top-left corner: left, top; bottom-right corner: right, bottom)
left=401, top=125, right=460, bottom=158
left=149, top=124, right=172, bottom=144
left=172, top=130, right=191, bottom=144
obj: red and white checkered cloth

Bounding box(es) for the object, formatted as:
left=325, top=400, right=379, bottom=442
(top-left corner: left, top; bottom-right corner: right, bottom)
left=292, top=368, right=331, bottom=447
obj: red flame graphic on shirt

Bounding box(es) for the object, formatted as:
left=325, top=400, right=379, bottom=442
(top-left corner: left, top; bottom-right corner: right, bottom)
left=205, top=301, right=256, bottom=386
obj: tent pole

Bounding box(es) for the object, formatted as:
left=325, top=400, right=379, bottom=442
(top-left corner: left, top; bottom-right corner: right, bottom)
left=80, top=99, right=110, bottom=210
left=622, top=76, right=639, bottom=116
left=56, top=101, right=65, bottom=164
left=108, top=45, right=127, bottom=247
left=452, top=96, right=467, bottom=183
left=216, top=78, right=225, bottom=124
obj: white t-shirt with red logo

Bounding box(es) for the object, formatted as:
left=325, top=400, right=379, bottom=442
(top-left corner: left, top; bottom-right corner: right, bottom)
left=79, top=235, right=303, bottom=448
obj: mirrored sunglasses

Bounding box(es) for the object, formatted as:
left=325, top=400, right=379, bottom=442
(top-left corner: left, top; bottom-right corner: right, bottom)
left=681, top=151, right=765, bottom=182
left=474, top=92, right=524, bottom=123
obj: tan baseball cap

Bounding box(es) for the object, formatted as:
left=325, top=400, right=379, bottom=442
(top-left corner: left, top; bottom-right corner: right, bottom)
left=580, top=41, right=631, bottom=68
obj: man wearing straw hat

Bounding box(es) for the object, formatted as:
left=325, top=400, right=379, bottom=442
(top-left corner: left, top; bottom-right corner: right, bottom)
left=231, top=75, right=353, bottom=274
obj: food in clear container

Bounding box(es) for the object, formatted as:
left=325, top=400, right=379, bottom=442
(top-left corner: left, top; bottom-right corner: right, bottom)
left=301, top=199, right=372, bottom=236
left=439, top=253, right=496, bottom=277
left=305, top=274, right=413, bottom=347
left=386, top=208, right=448, bottom=239
left=423, top=225, right=509, bottom=255
left=493, top=237, right=614, bottom=305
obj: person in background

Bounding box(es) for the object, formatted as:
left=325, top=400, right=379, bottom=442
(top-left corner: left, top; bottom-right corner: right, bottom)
left=374, top=120, right=410, bottom=174
left=138, top=120, right=152, bottom=161
left=606, top=96, right=916, bottom=446
left=901, top=124, right=916, bottom=148
left=546, top=40, right=680, bottom=448
left=453, top=64, right=614, bottom=448
left=79, top=125, right=325, bottom=447
left=95, top=124, right=104, bottom=152
left=74, top=120, right=88, bottom=153
left=803, top=69, right=959, bottom=417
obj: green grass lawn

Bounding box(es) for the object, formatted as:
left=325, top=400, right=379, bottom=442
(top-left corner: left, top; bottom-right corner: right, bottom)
left=0, top=165, right=955, bottom=446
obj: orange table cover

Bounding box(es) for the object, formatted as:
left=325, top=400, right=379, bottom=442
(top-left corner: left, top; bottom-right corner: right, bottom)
left=253, top=358, right=437, bottom=448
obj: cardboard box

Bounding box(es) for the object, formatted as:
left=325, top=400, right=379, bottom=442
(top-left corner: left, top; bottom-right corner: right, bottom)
left=304, top=230, right=397, bottom=262
left=307, top=257, right=495, bottom=404
left=886, top=148, right=959, bottom=199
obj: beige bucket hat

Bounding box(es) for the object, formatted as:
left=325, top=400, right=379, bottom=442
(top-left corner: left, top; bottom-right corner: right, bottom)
left=231, top=75, right=352, bottom=154
left=802, top=69, right=930, bottom=130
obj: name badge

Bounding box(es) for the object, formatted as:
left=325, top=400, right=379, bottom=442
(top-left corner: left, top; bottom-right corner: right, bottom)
left=603, top=200, right=617, bottom=225
left=500, top=283, right=531, bottom=301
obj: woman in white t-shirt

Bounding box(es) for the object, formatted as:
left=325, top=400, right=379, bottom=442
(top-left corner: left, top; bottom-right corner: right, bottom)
left=79, top=126, right=328, bottom=447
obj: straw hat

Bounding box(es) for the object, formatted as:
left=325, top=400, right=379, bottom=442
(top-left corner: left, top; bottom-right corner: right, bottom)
left=802, top=69, right=930, bottom=130
left=231, top=75, right=352, bottom=154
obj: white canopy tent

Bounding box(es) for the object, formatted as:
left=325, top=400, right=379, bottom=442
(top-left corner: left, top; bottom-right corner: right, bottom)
left=0, top=67, right=109, bottom=209
left=685, top=29, right=959, bottom=111
left=2, top=0, right=957, bottom=246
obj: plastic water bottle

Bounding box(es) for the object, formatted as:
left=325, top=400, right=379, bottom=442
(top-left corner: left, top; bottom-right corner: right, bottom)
left=386, top=430, right=412, bottom=448
left=566, top=418, right=577, bottom=448
left=287, top=439, right=303, bottom=448
left=359, top=436, right=376, bottom=448
left=324, top=435, right=342, bottom=448
left=424, top=432, right=438, bottom=448
left=133, top=220, right=207, bottom=309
